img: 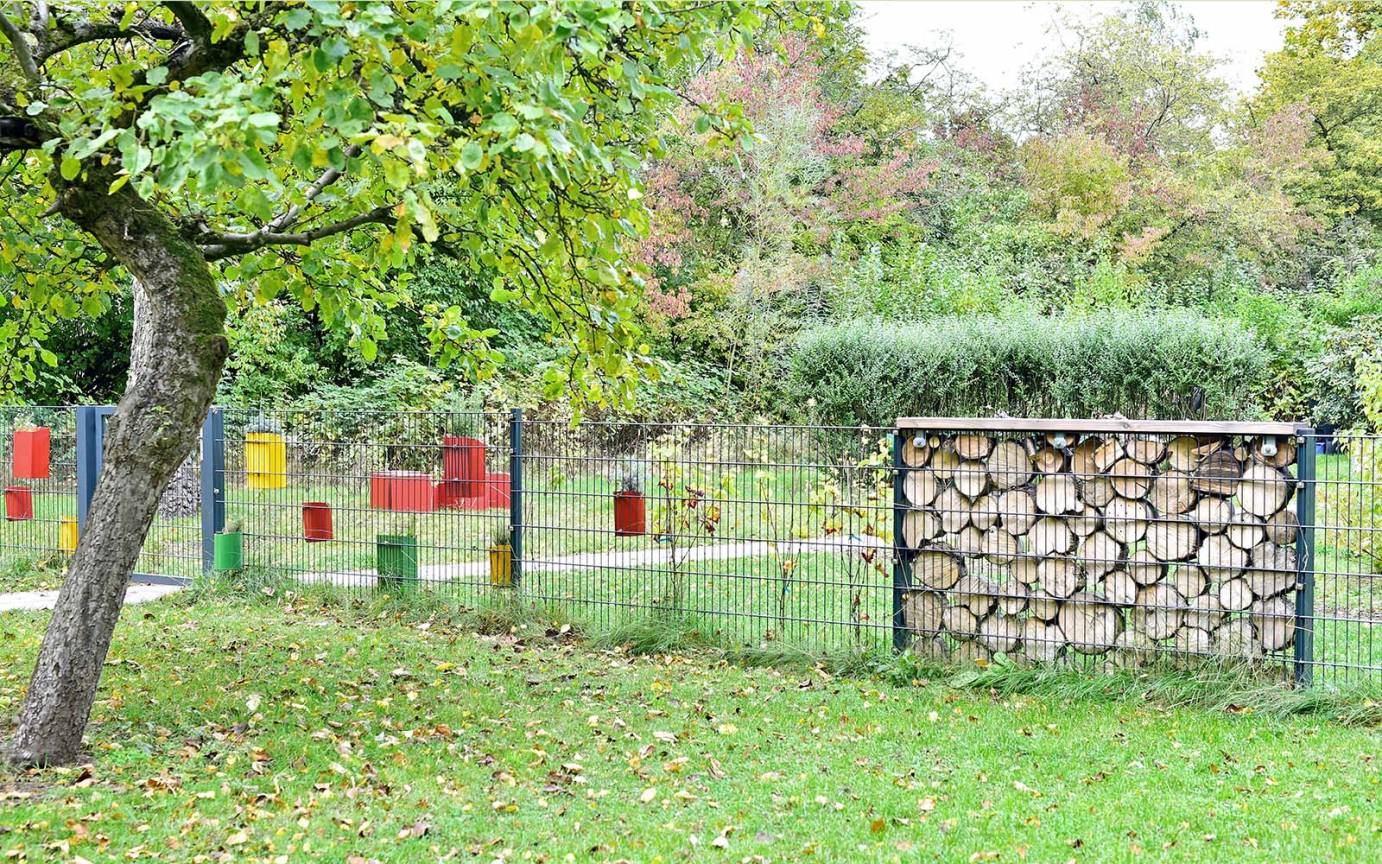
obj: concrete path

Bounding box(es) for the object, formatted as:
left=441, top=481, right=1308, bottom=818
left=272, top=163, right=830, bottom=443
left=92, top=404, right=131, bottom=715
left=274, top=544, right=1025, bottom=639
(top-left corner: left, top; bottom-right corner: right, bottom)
left=0, top=583, right=183, bottom=613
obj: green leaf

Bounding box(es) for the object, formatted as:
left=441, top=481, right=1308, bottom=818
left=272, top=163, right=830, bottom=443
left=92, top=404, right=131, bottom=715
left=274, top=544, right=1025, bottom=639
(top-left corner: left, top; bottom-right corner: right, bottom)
left=60, top=156, right=80, bottom=181
left=461, top=141, right=484, bottom=170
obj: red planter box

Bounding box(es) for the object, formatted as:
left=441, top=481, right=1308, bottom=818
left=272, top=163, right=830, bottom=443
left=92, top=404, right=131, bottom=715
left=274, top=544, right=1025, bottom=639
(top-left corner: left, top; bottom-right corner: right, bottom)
left=302, top=502, right=333, bottom=541
left=370, top=471, right=438, bottom=513
left=614, top=491, right=645, bottom=536
left=486, top=472, right=511, bottom=509
left=442, top=436, right=486, bottom=496
left=5, top=486, right=33, bottom=521
left=12, top=427, right=50, bottom=479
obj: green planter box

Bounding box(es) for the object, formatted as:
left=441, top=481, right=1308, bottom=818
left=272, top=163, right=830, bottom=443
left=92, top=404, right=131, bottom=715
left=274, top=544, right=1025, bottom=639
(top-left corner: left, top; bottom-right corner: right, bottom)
left=213, top=532, right=243, bottom=572
left=376, top=534, right=418, bottom=592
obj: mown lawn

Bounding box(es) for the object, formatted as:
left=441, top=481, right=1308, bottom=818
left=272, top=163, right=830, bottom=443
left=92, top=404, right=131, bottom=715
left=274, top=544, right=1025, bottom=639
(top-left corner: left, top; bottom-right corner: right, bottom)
left=1, top=594, right=1380, bottom=863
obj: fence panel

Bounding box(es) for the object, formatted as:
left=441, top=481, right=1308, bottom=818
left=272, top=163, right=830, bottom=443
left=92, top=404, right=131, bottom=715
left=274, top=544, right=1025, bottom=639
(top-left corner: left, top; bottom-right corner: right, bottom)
left=0, top=407, right=78, bottom=590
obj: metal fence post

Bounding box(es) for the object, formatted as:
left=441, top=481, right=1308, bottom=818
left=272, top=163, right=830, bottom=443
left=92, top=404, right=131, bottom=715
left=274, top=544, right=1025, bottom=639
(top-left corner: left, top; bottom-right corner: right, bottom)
left=200, top=407, right=226, bottom=573
left=1293, top=428, right=1317, bottom=686
left=891, top=430, right=908, bottom=653
left=74, top=406, right=101, bottom=531
left=510, top=407, right=524, bottom=591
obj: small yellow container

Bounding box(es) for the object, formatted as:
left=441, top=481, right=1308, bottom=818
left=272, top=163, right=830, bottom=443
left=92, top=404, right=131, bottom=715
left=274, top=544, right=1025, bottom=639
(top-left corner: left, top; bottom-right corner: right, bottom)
left=246, top=432, right=287, bottom=489
left=489, top=543, right=513, bottom=588
left=59, top=516, right=78, bottom=553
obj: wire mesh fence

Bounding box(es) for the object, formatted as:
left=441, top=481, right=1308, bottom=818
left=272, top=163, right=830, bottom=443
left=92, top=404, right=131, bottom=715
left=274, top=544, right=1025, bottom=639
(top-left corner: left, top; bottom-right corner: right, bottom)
left=0, top=407, right=78, bottom=590
left=2, top=406, right=1381, bottom=687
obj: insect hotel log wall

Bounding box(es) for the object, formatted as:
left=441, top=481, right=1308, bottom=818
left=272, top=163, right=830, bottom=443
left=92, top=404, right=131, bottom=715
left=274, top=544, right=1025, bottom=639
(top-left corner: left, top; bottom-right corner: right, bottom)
left=893, top=418, right=1311, bottom=674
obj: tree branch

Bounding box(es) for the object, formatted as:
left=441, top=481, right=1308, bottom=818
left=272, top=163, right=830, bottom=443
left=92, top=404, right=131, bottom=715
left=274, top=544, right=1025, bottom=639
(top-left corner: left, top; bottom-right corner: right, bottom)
left=163, top=1, right=211, bottom=46
left=36, top=16, right=186, bottom=64
left=197, top=204, right=397, bottom=261
left=0, top=8, right=39, bottom=82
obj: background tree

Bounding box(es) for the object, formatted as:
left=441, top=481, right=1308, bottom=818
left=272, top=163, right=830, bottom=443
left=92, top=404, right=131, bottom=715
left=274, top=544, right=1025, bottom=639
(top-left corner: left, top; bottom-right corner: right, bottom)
left=0, top=0, right=840, bottom=766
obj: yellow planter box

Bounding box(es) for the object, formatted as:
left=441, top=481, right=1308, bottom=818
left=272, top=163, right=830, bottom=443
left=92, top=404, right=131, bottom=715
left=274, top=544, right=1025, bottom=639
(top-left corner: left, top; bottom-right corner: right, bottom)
left=489, top=544, right=513, bottom=588
left=59, top=516, right=78, bottom=553
left=246, top=432, right=287, bottom=489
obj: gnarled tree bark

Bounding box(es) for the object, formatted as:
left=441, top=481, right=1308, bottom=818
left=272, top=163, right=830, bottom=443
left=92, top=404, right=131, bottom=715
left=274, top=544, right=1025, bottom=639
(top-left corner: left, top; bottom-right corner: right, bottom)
left=8, top=169, right=227, bottom=766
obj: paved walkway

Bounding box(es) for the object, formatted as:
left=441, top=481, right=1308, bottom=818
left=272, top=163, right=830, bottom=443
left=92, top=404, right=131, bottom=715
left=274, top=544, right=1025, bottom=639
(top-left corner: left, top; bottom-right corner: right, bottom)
left=0, top=583, right=183, bottom=613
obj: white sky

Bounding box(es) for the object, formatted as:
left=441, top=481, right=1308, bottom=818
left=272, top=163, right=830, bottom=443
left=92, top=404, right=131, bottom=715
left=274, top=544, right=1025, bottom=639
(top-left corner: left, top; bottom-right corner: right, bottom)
left=858, top=1, right=1287, bottom=95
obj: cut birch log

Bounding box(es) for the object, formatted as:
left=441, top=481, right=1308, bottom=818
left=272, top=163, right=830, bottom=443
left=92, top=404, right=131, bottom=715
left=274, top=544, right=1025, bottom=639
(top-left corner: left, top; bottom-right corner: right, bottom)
left=1124, top=436, right=1166, bottom=465
left=1028, top=591, right=1062, bottom=622
left=1190, top=496, right=1233, bottom=534
left=1212, top=618, right=1262, bottom=658
left=1109, top=458, right=1153, bottom=499
left=942, top=604, right=979, bottom=638
left=954, top=460, right=989, bottom=498
left=1081, top=475, right=1117, bottom=508
left=1246, top=566, right=1295, bottom=599
left=978, top=613, right=1022, bottom=654
left=951, top=639, right=992, bottom=664
left=970, top=495, right=1001, bottom=531
left=1133, top=583, right=1185, bottom=640
left=954, top=433, right=994, bottom=461
left=903, top=509, right=942, bottom=549
left=986, top=439, right=1032, bottom=491
left=1165, top=436, right=1201, bottom=472
left=952, top=574, right=997, bottom=616
left=935, top=487, right=971, bottom=534
left=1237, top=464, right=1292, bottom=518
left=1192, top=449, right=1241, bottom=496
left=1183, top=592, right=1225, bottom=631
left=1173, top=626, right=1214, bottom=656
left=1021, top=618, right=1063, bottom=662
left=1037, top=556, right=1082, bottom=598
left=1264, top=509, right=1299, bottom=546
left=928, top=447, right=961, bottom=481
left=1149, top=471, right=1196, bottom=515
left=1169, top=564, right=1208, bottom=599
left=981, top=528, right=1020, bottom=564
left=904, top=469, right=940, bottom=507
left=903, top=590, right=945, bottom=634
left=952, top=525, right=985, bottom=557
left=1073, top=437, right=1122, bottom=477
left=901, top=435, right=931, bottom=468
left=1034, top=474, right=1080, bottom=514
left=1251, top=541, right=1296, bottom=575
left=1029, top=517, right=1074, bottom=556
left=1253, top=436, right=1297, bottom=470
left=1058, top=591, right=1123, bottom=654
left=1197, top=534, right=1247, bottom=580
left=1226, top=512, right=1266, bottom=550
left=1077, top=530, right=1123, bottom=578
left=1104, top=498, right=1150, bottom=543
left=1146, top=518, right=1198, bottom=562
left=1126, top=548, right=1165, bottom=586
left=1012, top=557, right=1041, bottom=587
left=1067, top=503, right=1102, bottom=539
left=997, top=581, right=1029, bottom=616
left=1251, top=596, right=1294, bottom=651
left=913, top=549, right=963, bottom=590
left=1031, top=445, right=1066, bottom=475
left=1113, top=629, right=1157, bottom=667
left=1099, top=569, right=1139, bottom=606
left=1216, top=578, right=1253, bottom=612
left=998, top=490, right=1038, bottom=535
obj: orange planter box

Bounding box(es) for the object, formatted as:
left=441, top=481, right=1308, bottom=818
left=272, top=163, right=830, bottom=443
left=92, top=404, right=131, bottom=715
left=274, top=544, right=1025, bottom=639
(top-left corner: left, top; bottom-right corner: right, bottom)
left=302, top=502, right=333, bottom=541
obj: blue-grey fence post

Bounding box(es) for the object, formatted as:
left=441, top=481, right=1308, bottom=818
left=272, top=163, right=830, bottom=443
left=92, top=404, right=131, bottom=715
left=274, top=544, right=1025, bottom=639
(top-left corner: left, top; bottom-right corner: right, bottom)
left=74, top=406, right=101, bottom=531
left=891, top=429, right=908, bottom=653
left=1293, top=428, right=1317, bottom=686
left=509, top=408, right=524, bottom=591
left=200, top=407, right=226, bottom=573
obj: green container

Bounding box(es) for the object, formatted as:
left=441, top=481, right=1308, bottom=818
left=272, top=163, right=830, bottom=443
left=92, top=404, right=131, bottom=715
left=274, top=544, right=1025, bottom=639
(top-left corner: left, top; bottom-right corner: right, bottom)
left=213, top=531, right=243, bottom=572
left=376, top=534, right=419, bottom=591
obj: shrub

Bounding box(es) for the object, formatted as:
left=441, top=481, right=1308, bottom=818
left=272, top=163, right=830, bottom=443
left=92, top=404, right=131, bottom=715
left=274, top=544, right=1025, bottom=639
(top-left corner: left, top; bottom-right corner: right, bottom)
left=786, top=311, right=1269, bottom=427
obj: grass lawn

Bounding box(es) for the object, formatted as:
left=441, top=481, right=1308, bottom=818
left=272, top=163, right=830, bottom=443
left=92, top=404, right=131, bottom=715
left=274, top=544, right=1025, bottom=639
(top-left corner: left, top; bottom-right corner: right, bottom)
left=2, top=593, right=1380, bottom=862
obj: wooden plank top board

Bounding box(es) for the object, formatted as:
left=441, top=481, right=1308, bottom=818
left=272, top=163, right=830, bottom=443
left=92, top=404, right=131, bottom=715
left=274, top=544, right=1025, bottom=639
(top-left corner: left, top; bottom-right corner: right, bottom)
left=895, top=417, right=1303, bottom=436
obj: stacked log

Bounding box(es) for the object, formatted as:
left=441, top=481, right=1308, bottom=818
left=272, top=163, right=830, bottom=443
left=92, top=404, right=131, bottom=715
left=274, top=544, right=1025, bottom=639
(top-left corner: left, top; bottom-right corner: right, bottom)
left=901, top=428, right=1301, bottom=665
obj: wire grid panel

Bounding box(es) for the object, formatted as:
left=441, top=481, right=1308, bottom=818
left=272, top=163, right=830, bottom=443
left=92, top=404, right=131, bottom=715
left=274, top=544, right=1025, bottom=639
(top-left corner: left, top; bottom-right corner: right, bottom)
left=219, top=408, right=512, bottom=602
left=518, top=420, right=896, bottom=649
left=896, top=424, right=1303, bottom=674
left=0, top=407, right=78, bottom=587
left=133, top=433, right=204, bottom=582
left=1309, top=432, right=1382, bottom=683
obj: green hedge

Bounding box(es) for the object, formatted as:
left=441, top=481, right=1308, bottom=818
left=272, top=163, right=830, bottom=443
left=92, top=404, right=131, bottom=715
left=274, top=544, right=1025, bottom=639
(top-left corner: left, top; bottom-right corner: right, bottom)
left=786, top=312, right=1270, bottom=427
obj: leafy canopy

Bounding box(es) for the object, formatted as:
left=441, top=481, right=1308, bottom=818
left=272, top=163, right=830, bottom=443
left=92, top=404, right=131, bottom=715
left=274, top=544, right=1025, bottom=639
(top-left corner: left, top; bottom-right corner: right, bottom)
left=0, top=1, right=841, bottom=403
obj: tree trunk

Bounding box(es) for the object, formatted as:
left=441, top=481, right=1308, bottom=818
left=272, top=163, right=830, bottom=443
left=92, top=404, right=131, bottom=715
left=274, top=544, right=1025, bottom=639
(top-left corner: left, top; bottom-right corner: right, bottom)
left=8, top=174, right=227, bottom=767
